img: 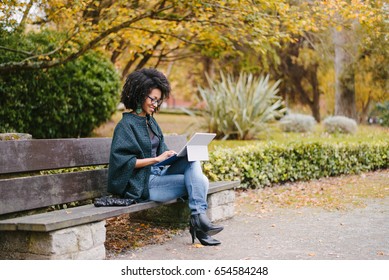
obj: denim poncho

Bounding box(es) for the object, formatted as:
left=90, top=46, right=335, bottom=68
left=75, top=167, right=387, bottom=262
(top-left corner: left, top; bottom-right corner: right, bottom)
left=107, top=113, right=168, bottom=200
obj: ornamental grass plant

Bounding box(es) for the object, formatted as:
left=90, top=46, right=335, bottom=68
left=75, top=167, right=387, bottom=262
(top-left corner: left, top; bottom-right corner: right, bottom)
left=197, top=71, right=285, bottom=140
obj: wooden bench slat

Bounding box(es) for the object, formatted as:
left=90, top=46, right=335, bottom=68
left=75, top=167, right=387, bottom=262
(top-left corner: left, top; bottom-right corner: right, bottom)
left=0, top=169, right=108, bottom=215
left=0, top=201, right=175, bottom=231
left=0, top=138, right=112, bottom=174
left=0, top=135, right=187, bottom=175
left=0, top=181, right=239, bottom=232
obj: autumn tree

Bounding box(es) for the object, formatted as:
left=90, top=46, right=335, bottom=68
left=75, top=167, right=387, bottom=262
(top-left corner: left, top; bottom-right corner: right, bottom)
left=314, top=0, right=388, bottom=121
left=0, top=0, right=294, bottom=77
left=213, top=1, right=326, bottom=122
left=274, top=35, right=322, bottom=122
left=271, top=0, right=387, bottom=122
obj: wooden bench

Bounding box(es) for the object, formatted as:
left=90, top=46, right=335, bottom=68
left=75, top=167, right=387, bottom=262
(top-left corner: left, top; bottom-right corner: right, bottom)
left=0, top=136, right=239, bottom=260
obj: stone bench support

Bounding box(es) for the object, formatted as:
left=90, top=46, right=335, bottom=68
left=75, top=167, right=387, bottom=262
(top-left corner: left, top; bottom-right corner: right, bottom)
left=207, top=189, right=235, bottom=222
left=0, top=221, right=106, bottom=260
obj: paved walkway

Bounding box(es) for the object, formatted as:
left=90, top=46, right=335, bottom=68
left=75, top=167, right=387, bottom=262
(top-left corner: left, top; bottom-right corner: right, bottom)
left=109, top=197, right=389, bottom=260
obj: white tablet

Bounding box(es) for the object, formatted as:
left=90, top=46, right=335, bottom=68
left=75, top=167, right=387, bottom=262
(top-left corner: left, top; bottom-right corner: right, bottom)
left=154, top=133, right=216, bottom=166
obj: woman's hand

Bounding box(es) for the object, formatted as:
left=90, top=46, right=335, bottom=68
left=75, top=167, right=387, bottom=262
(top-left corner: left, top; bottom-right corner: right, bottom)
left=156, top=150, right=176, bottom=162
left=134, top=150, right=176, bottom=168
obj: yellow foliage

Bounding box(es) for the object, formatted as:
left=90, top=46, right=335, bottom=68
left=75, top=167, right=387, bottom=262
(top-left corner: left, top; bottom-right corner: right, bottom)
left=356, top=56, right=388, bottom=111
left=319, top=67, right=336, bottom=117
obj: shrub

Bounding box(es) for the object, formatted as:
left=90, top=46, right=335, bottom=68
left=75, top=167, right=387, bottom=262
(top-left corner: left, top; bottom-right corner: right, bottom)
left=203, top=141, right=389, bottom=189
left=279, top=113, right=316, bottom=132
left=0, top=50, right=120, bottom=138
left=323, top=116, right=358, bottom=134
left=369, top=101, right=389, bottom=127
left=197, top=71, right=285, bottom=140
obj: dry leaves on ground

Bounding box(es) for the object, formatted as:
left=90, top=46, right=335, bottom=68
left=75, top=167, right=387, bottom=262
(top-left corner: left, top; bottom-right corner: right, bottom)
left=105, top=215, right=184, bottom=256
left=236, top=169, right=389, bottom=215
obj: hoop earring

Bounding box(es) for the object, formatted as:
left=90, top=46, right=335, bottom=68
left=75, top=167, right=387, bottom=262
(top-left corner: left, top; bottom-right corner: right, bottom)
left=135, top=106, right=142, bottom=114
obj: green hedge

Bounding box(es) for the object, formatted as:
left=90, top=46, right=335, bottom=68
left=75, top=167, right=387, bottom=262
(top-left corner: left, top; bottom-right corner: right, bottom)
left=0, top=27, right=120, bottom=138
left=0, top=51, right=120, bottom=138
left=203, top=141, right=389, bottom=189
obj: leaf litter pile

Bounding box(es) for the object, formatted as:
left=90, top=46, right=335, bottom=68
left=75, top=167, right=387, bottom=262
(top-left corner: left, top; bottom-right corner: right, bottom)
left=105, top=169, right=389, bottom=256
left=236, top=169, right=389, bottom=216
left=105, top=216, right=185, bottom=256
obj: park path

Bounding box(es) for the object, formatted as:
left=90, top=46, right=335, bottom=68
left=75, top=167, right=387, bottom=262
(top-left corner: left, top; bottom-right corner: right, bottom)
left=108, top=196, right=389, bottom=260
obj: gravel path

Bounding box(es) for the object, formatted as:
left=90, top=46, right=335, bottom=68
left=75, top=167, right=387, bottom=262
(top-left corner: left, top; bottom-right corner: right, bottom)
left=109, top=197, right=389, bottom=260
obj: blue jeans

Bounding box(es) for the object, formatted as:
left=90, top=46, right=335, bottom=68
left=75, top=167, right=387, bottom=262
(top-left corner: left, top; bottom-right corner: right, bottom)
left=148, top=156, right=209, bottom=215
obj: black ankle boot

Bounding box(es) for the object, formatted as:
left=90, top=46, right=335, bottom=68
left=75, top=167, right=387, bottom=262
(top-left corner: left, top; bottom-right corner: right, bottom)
left=190, top=213, right=224, bottom=236
left=189, top=225, right=221, bottom=246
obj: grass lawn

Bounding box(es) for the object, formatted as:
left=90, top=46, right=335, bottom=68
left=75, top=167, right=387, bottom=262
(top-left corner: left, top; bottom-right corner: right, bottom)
left=93, top=111, right=389, bottom=151
left=93, top=111, right=205, bottom=138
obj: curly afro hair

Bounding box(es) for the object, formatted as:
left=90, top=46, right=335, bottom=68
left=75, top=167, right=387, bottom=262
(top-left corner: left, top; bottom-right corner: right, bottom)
left=121, top=68, right=171, bottom=112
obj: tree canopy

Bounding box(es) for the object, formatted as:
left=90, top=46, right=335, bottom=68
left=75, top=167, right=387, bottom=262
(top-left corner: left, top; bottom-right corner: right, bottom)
left=1, top=0, right=387, bottom=123
left=0, top=0, right=298, bottom=74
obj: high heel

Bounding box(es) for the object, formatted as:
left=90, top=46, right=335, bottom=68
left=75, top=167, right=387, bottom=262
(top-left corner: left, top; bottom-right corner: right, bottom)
left=189, top=225, right=221, bottom=246
left=190, top=213, right=224, bottom=236
left=190, top=224, right=196, bottom=243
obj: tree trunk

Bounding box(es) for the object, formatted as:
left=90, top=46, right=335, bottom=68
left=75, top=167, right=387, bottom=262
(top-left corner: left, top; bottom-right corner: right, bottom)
left=277, top=38, right=322, bottom=122
left=310, top=64, right=321, bottom=122
left=333, top=27, right=357, bottom=120
left=359, top=94, right=372, bottom=124
left=203, top=57, right=215, bottom=81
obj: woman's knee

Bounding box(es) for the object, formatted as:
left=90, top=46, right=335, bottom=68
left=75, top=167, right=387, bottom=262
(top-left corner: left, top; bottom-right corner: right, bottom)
left=202, top=174, right=209, bottom=184
left=203, top=174, right=209, bottom=192
left=187, top=160, right=204, bottom=174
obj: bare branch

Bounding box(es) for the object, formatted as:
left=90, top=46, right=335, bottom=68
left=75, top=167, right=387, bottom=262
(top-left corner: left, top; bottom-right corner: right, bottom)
left=158, top=52, right=199, bottom=62
left=0, top=46, right=34, bottom=56
left=128, top=26, right=205, bottom=45
left=151, top=13, right=230, bottom=28
left=18, top=0, right=35, bottom=29
left=0, top=3, right=174, bottom=72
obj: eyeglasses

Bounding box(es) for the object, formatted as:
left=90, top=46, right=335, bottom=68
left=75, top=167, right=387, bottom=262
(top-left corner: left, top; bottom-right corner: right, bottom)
left=147, top=96, right=163, bottom=106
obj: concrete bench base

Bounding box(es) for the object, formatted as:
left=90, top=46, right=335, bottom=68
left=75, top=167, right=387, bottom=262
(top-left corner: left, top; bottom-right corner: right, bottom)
left=207, top=189, right=235, bottom=221
left=0, top=221, right=106, bottom=260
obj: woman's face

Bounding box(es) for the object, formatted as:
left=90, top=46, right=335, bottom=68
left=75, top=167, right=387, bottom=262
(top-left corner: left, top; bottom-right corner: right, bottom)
left=141, top=88, right=162, bottom=116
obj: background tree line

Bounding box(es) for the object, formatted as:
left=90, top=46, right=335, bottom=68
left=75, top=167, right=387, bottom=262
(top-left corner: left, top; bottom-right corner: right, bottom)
left=0, top=0, right=387, bottom=138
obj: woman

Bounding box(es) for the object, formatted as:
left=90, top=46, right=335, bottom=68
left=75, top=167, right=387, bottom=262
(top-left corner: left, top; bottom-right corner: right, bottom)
left=107, top=68, right=223, bottom=246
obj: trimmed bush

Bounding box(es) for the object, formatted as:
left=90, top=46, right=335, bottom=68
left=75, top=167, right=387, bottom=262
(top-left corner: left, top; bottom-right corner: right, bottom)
left=323, top=116, right=358, bottom=134
left=0, top=51, right=120, bottom=138
left=279, top=113, right=316, bottom=133
left=369, top=101, right=389, bottom=127
left=203, top=141, right=389, bottom=189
